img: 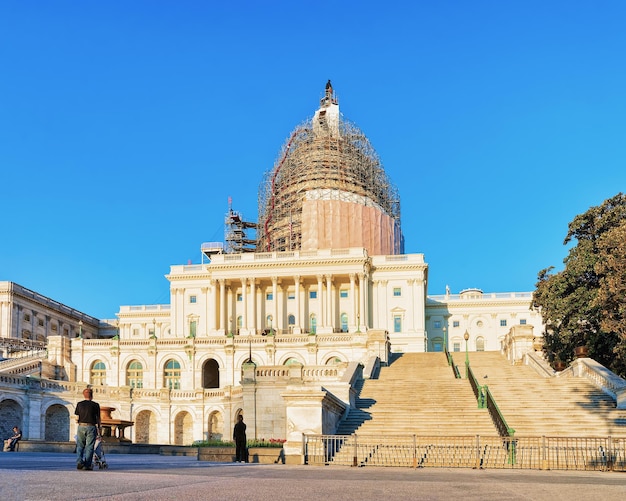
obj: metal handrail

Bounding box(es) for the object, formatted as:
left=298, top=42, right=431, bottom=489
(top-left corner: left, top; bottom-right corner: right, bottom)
left=467, top=365, right=513, bottom=437
left=484, top=385, right=514, bottom=437
left=445, top=347, right=461, bottom=379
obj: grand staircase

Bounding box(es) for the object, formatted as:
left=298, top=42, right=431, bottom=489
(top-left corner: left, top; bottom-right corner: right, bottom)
left=336, top=351, right=626, bottom=438
left=466, top=351, right=626, bottom=437
left=336, top=352, right=497, bottom=436
left=315, top=352, right=626, bottom=468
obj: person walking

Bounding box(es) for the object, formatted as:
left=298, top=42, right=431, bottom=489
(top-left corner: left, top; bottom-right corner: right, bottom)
left=74, top=388, right=101, bottom=470
left=233, top=415, right=247, bottom=462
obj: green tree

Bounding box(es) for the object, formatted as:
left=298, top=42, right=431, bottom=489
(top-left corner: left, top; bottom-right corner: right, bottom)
left=532, top=193, right=626, bottom=376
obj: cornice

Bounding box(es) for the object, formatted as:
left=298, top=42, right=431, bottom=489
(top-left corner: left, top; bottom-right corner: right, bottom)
left=426, top=299, right=533, bottom=309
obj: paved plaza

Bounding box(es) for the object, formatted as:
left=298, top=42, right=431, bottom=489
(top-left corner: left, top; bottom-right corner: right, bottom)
left=0, top=452, right=624, bottom=500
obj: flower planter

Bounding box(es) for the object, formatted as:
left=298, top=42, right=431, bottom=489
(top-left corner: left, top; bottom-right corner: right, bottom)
left=553, top=361, right=567, bottom=372
left=574, top=346, right=589, bottom=358
left=198, top=446, right=284, bottom=464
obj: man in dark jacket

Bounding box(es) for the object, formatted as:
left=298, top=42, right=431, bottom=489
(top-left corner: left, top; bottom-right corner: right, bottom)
left=233, top=415, right=247, bottom=462
left=74, top=388, right=101, bottom=470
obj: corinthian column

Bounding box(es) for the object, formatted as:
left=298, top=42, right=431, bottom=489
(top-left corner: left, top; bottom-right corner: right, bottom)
left=316, top=274, right=324, bottom=330
left=241, top=278, right=248, bottom=332
left=294, top=275, right=301, bottom=334
left=272, top=276, right=279, bottom=333
left=250, top=279, right=257, bottom=334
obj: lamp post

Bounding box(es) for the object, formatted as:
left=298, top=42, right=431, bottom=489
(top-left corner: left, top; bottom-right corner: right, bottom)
left=152, top=318, right=156, bottom=339
left=78, top=320, right=83, bottom=339
left=443, top=325, right=447, bottom=353
left=464, top=330, right=470, bottom=379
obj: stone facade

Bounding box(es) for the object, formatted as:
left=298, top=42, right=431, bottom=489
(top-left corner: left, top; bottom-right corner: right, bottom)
left=0, top=250, right=542, bottom=453
left=426, top=288, right=542, bottom=354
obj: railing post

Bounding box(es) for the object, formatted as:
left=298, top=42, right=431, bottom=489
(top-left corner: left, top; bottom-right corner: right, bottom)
left=540, top=436, right=548, bottom=470
left=412, top=434, right=417, bottom=468
left=475, top=434, right=481, bottom=469
left=507, top=429, right=517, bottom=465
left=353, top=434, right=358, bottom=467
left=607, top=436, right=613, bottom=471
left=478, top=384, right=486, bottom=409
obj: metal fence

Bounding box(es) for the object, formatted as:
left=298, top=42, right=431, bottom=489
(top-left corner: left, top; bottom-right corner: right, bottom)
left=304, top=434, right=626, bottom=471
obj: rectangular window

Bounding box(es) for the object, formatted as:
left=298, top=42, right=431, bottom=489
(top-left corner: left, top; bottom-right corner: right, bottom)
left=453, top=321, right=460, bottom=328
left=24, top=314, right=31, bottom=322
left=393, top=315, right=402, bottom=333
left=288, top=291, right=295, bottom=300
left=189, top=295, right=197, bottom=304
left=266, top=293, right=273, bottom=300
left=500, top=319, right=507, bottom=327
left=453, top=343, right=461, bottom=352
left=38, top=318, right=44, bottom=327
left=520, top=319, right=527, bottom=325
left=190, top=321, right=197, bottom=337
left=434, top=320, right=442, bottom=329
left=309, top=291, right=317, bottom=299
left=393, top=287, right=401, bottom=297
left=340, top=290, right=348, bottom=299
left=51, top=323, right=58, bottom=332
left=236, top=293, right=243, bottom=302
left=133, top=328, right=139, bottom=336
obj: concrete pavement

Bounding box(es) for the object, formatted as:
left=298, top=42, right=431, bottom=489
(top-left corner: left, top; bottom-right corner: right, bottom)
left=0, top=451, right=624, bottom=500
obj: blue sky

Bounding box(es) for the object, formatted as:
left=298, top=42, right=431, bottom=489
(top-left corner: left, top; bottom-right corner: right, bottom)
left=1, top=1, right=625, bottom=319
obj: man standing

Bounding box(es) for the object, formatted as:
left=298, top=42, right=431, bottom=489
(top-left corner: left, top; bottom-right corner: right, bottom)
left=74, top=388, right=101, bottom=470
left=233, top=415, right=247, bottom=462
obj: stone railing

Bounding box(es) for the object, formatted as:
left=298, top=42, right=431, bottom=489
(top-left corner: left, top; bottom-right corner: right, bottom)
left=76, top=332, right=368, bottom=353
left=525, top=351, right=554, bottom=378
left=571, top=358, right=626, bottom=409
left=428, top=291, right=533, bottom=302
left=247, top=364, right=345, bottom=383
left=0, top=351, right=47, bottom=372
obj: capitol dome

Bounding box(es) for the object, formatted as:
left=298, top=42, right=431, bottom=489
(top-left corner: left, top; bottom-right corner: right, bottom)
left=257, top=81, right=403, bottom=255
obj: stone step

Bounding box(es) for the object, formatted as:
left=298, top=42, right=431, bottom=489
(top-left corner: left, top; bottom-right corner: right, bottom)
left=337, top=351, right=626, bottom=438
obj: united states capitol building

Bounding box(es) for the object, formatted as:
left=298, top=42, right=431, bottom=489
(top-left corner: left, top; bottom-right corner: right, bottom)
left=0, top=82, right=543, bottom=459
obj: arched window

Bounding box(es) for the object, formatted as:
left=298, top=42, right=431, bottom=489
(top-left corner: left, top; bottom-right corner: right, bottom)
left=266, top=315, right=273, bottom=328
left=340, top=313, right=348, bottom=333
left=284, top=357, right=301, bottom=366
left=288, top=314, right=295, bottom=326
left=202, top=359, right=220, bottom=388
left=326, top=356, right=342, bottom=365
left=164, top=359, right=181, bottom=389
left=127, top=360, right=143, bottom=388
left=90, top=360, right=106, bottom=386
left=237, top=316, right=242, bottom=329
left=309, top=314, right=316, bottom=334
left=476, top=336, right=485, bottom=352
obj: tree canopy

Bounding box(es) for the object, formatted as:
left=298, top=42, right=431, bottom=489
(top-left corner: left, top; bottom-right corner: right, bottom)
left=532, top=193, right=626, bottom=377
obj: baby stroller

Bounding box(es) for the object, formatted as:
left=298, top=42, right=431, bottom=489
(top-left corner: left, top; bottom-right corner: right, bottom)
left=93, top=436, right=108, bottom=469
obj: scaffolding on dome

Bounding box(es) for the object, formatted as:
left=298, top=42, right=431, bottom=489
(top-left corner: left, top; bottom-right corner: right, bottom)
left=257, top=82, right=402, bottom=254
left=224, top=197, right=257, bottom=254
